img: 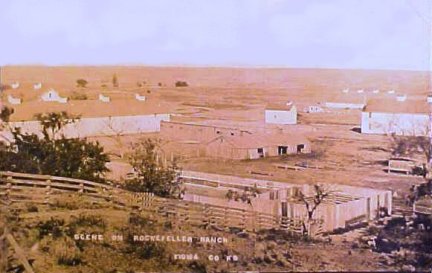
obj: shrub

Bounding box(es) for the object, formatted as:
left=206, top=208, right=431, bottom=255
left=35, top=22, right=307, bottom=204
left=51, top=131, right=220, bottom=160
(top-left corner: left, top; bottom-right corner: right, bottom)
left=0, top=106, right=14, bottom=122
left=124, top=234, right=167, bottom=260
left=128, top=213, right=152, bottom=227
left=69, top=91, right=88, bottom=100
left=188, top=261, right=208, bottom=273
left=70, top=214, right=106, bottom=229
left=76, top=79, right=88, bottom=88
left=175, top=81, right=188, bottom=87
left=36, top=218, right=65, bottom=239
left=26, top=204, right=39, bottom=213
left=112, top=74, right=119, bottom=87
left=50, top=237, right=82, bottom=266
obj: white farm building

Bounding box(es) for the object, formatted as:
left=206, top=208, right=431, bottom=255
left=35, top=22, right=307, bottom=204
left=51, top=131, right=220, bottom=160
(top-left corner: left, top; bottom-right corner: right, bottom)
left=361, top=98, right=430, bottom=136
left=41, top=89, right=68, bottom=103
left=265, top=102, right=297, bottom=125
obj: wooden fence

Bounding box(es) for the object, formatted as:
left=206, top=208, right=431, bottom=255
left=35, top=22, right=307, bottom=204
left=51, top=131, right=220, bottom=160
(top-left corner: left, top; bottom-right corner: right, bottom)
left=0, top=171, right=307, bottom=235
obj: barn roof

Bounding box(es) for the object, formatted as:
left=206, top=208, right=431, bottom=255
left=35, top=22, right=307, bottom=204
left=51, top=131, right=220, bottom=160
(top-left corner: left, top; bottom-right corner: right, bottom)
left=210, top=132, right=309, bottom=149
left=265, top=103, right=295, bottom=111
left=363, top=99, right=430, bottom=114
left=161, top=120, right=251, bottom=133
left=8, top=99, right=171, bottom=121
left=324, top=94, right=366, bottom=104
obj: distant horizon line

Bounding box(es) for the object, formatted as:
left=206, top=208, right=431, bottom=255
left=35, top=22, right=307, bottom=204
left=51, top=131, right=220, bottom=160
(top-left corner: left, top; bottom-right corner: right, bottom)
left=0, top=63, right=430, bottom=73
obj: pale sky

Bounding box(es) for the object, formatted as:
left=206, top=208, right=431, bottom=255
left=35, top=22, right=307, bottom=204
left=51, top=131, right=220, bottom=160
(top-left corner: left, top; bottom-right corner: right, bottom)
left=0, top=0, right=431, bottom=70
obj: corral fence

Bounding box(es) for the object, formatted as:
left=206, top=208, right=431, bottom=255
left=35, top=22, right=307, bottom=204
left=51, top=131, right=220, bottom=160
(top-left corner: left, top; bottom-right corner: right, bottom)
left=0, top=171, right=312, bottom=235
left=414, top=201, right=432, bottom=216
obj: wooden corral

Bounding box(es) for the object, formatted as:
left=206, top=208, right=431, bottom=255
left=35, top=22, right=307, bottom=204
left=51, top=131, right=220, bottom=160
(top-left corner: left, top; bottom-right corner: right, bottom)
left=414, top=197, right=432, bottom=216
left=180, top=171, right=393, bottom=233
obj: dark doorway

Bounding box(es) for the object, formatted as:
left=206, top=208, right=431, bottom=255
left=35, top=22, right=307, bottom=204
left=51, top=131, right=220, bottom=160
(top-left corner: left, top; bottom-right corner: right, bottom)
left=257, top=148, right=264, bottom=158
left=278, top=146, right=288, bottom=155
left=281, top=202, right=288, bottom=217
left=297, top=144, right=305, bottom=153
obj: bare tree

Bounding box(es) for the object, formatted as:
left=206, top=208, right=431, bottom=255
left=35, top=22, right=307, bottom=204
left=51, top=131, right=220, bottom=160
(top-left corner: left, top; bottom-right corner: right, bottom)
left=298, top=184, right=332, bottom=220
left=298, top=184, right=334, bottom=236
left=103, top=117, right=127, bottom=158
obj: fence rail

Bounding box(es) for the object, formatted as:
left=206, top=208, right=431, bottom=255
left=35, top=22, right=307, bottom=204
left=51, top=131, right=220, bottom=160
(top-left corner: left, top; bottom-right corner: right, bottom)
left=0, top=171, right=309, bottom=235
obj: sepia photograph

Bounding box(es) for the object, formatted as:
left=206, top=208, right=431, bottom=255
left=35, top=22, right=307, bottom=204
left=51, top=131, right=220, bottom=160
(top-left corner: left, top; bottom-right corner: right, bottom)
left=1, top=0, right=432, bottom=272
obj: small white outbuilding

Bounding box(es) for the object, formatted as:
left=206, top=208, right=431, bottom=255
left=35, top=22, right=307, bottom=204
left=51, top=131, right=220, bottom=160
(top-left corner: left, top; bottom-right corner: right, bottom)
left=7, top=95, right=22, bottom=105
left=34, top=82, right=42, bottom=90
left=99, top=94, right=111, bottom=103
left=11, top=82, right=20, bottom=89
left=135, top=93, right=146, bottom=101
left=265, top=101, right=297, bottom=125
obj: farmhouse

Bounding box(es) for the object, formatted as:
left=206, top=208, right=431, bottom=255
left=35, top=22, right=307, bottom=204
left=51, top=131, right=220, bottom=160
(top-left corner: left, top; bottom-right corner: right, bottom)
left=265, top=102, right=297, bottom=124
left=41, top=89, right=68, bottom=103
left=361, top=98, right=430, bottom=136
left=160, top=121, right=311, bottom=160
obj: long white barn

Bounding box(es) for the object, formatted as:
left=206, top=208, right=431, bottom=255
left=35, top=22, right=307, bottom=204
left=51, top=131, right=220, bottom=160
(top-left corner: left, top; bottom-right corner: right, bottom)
left=5, top=114, right=170, bottom=139
left=361, top=98, right=430, bottom=136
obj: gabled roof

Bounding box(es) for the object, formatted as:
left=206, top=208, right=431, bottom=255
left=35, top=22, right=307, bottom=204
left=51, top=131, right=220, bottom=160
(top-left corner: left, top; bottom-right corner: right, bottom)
left=323, top=93, right=366, bottom=104
left=363, top=99, right=430, bottom=114
left=8, top=100, right=171, bottom=121
left=208, top=132, right=309, bottom=149
left=266, top=103, right=295, bottom=111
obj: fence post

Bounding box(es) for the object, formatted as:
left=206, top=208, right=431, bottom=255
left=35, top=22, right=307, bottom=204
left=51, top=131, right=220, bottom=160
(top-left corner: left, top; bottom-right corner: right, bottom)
left=254, top=212, right=259, bottom=231
left=107, top=187, right=113, bottom=205
left=5, top=176, right=13, bottom=201
left=204, top=204, right=211, bottom=228
left=44, top=179, right=51, bottom=204
left=223, top=207, right=228, bottom=228
left=79, top=183, right=84, bottom=194
left=0, top=231, right=7, bottom=273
